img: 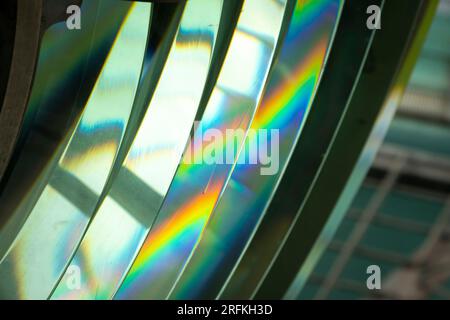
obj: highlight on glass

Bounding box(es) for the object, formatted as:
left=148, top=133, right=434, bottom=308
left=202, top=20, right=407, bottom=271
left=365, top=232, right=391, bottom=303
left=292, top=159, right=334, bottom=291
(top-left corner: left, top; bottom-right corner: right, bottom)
left=0, top=0, right=445, bottom=301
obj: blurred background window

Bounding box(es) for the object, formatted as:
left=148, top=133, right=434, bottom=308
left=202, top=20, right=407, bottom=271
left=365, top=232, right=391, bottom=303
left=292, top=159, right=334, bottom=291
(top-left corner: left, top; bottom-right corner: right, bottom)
left=298, top=0, right=450, bottom=300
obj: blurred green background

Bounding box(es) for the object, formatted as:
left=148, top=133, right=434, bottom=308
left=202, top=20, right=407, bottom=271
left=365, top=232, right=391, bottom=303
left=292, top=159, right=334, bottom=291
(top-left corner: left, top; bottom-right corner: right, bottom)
left=299, top=0, right=450, bottom=300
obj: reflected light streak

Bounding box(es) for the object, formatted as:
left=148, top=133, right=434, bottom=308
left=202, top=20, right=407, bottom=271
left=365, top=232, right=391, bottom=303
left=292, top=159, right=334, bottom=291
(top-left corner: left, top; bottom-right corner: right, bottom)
left=0, top=2, right=151, bottom=299
left=51, top=0, right=223, bottom=300
left=167, top=0, right=343, bottom=299
left=115, top=0, right=289, bottom=300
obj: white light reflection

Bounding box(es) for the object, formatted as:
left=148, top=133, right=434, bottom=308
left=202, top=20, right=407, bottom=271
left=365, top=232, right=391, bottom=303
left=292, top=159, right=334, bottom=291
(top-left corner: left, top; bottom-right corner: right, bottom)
left=51, top=0, right=224, bottom=300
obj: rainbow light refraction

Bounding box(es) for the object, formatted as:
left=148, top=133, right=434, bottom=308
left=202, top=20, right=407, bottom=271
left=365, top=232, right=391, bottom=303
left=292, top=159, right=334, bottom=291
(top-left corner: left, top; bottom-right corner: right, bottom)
left=115, top=0, right=289, bottom=299
left=0, top=2, right=152, bottom=299
left=168, top=0, right=343, bottom=299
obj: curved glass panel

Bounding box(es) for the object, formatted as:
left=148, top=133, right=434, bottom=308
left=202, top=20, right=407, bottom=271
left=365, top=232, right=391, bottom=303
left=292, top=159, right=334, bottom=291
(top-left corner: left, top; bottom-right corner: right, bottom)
left=51, top=0, right=224, bottom=300
left=167, top=0, right=343, bottom=300
left=0, top=0, right=433, bottom=301
left=0, top=1, right=152, bottom=299
left=115, top=0, right=290, bottom=300
left=0, top=0, right=127, bottom=261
